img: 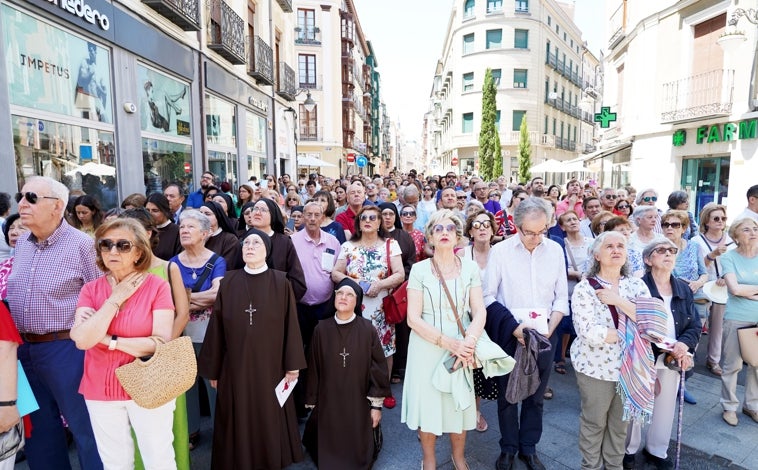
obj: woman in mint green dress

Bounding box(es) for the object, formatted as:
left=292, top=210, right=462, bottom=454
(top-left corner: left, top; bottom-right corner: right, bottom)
left=401, top=209, right=487, bottom=470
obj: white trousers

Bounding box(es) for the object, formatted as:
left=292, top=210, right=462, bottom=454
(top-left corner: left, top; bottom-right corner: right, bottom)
left=625, top=366, right=680, bottom=459
left=86, top=398, right=176, bottom=470
left=721, top=319, right=758, bottom=412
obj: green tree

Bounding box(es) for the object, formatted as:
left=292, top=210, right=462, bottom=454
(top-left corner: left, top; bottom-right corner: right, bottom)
left=518, top=114, right=532, bottom=182
left=478, top=68, right=501, bottom=180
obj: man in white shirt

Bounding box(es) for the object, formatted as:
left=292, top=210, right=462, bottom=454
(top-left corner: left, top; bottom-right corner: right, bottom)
left=484, top=197, right=568, bottom=470
left=736, top=184, right=758, bottom=222
left=580, top=196, right=602, bottom=238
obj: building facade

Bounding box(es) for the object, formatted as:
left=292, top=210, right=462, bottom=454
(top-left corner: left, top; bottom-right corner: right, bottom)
left=426, top=0, right=600, bottom=180
left=598, top=0, right=758, bottom=218
left=292, top=0, right=383, bottom=178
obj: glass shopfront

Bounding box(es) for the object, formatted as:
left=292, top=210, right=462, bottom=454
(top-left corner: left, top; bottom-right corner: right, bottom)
left=205, top=93, right=238, bottom=188
left=246, top=110, right=267, bottom=180
left=681, top=156, right=730, bottom=217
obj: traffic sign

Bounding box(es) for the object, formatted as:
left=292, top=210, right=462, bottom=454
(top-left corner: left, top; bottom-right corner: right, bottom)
left=183, top=162, right=191, bottom=174
left=356, top=155, right=368, bottom=168
left=451, top=157, right=459, bottom=166
left=346, top=153, right=356, bottom=163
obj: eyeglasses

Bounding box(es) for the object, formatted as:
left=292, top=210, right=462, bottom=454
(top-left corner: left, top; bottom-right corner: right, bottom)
left=489, top=194, right=501, bottom=198
left=360, top=214, right=378, bottom=222
left=711, top=216, right=727, bottom=223
left=432, top=224, right=457, bottom=234
left=15, top=192, right=58, bottom=204
left=642, top=196, right=658, bottom=202
left=661, top=222, right=682, bottom=229
left=457, top=196, right=467, bottom=200
left=520, top=227, right=548, bottom=238
left=604, top=195, right=617, bottom=200
left=653, top=246, right=679, bottom=255
left=98, top=239, right=134, bottom=253
left=335, top=289, right=357, bottom=299
left=472, top=220, right=492, bottom=229
left=474, top=187, right=488, bottom=192
left=400, top=211, right=416, bottom=217
left=252, top=206, right=270, bottom=214
left=423, top=187, right=432, bottom=191
left=616, top=204, right=630, bottom=210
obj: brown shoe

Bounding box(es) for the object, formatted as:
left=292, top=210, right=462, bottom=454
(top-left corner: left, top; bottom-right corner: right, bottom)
left=742, top=407, right=758, bottom=424
left=706, top=361, right=723, bottom=376
left=722, top=411, right=738, bottom=426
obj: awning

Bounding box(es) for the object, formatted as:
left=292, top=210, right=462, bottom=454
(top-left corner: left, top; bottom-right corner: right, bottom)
left=581, top=141, right=633, bottom=162
left=297, top=155, right=336, bottom=167
left=531, top=158, right=587, bottom=173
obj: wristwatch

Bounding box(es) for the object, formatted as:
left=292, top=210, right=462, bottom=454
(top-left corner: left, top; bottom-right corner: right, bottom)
left=0, top=400, right=17, bottom=406
left=108, top=335, right=118, bottom=351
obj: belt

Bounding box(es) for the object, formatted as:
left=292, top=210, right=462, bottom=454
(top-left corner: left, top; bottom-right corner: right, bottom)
left=693, top=299, right=710, bottom=304
left=20, top=330, right=71, bottom=343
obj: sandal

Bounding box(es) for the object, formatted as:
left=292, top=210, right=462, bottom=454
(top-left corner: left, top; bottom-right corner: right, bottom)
left=554, top=361, right=567, bottom=375
left=476, top=411, right=488, bottom=432
left=543, top=387, right=554, bottom=400
left=391, top=375, right=402, bottom=384
left=188, top=431, right=200, bottom=451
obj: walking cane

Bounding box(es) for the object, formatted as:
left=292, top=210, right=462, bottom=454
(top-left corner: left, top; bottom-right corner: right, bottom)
left=674, top=369, right=685, bottom=470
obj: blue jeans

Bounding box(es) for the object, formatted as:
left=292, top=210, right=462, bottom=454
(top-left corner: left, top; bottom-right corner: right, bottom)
left=18, top=340, right=103, bottom=470
left=497, top=335, right=554, bottom=456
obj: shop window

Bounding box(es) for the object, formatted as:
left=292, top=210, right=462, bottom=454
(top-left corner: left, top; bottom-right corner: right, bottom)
left=142, top=139, right=192, bottom=197
left=205, top=94, right=237, bottom=147
left=138, top=64, right=191, bottom=137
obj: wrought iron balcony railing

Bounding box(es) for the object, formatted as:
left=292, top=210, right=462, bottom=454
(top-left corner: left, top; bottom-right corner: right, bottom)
left=295, top=27, right=321, bottom=45
left=247, top=35, right=274, bottom=85
left=276, top=62, right=296, bottom=101
left=299, top=126, right=321, bottom=141
left=275, top=0, right=292, bottom=13
left=142, top=0, right=200, bottom=30
left=208, top=0, right=245, bottom=64
left=660, top=69, right=734, bottom=123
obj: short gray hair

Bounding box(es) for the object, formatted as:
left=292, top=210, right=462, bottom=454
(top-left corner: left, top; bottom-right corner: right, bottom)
left=425, top=209, right=464, bottom=245
left=464, top=199, right=484, bottom=213
left=641, top=238, right=678, bottom=272
left=631, top=205, right=658, bottom=224
left=513, top=197, right=553, bottom=228
left=585, top=231, right=630, bottom=278
left=403, top=185, right=419, bottom=198
left=27, top=176, right=69, bottom=202
left=179, top=209, right=211, bottom=232
left=635, top=188, right=658, bottom=205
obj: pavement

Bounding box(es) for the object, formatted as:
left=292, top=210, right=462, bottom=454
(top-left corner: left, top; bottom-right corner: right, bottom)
left=15, top=334, right=758, bottom=469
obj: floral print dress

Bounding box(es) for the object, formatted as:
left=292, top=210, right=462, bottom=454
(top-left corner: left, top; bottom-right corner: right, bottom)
left=338, top=238, right=402, bottom=357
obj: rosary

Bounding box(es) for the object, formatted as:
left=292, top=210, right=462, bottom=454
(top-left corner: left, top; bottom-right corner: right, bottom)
left=245, top=304, right=256, bottom=325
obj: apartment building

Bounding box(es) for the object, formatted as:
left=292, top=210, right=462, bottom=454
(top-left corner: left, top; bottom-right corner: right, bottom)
left=598, top=0, right=758, bottom=218
left=292, top=0, right=383, bottom=178
left=425, top=0, right=600, bottom=180
left=0, top=0, right=302, bottom=204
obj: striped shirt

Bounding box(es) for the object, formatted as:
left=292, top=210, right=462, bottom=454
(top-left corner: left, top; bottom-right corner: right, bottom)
left=7, top=220, right=101, bottom=334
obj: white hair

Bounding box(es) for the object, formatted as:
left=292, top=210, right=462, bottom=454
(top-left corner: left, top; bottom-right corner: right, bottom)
left=27, top=176, right=69, bottom=202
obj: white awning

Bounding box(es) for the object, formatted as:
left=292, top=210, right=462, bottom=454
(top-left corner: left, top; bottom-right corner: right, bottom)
left=580, top=141, right=633, bottom=162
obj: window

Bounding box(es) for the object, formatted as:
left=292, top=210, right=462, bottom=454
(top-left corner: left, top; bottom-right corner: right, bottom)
left=463, top=72, right=474, bottom=91
left=462, top=33, right=475, bottom=54
left=487, top=0, right=502, bottom=13
left=547, top=15, right=551, bottom=26
left=462, top=112, right=473, bottom=133
left=514, top=29, right=528, bottom=49
left=544, top=116, right=548, bottom=134
left=570, top=39, right=574, bottom=48
left=513, top=69, right=527, bottom=88
left=515, top=0, right=528, bottom=12
left=486, top=29, right=502, bottom=49
left=495, top=110, right=501, bottom=131
left=512, top=110, right=526, bottom=131
left=299, top=103, right=318, bottom=140
left=563, top=32, right=567, bottom=41
left=298, top=54, right=317, bottom=87
left=491, top=68, right=501, bottom=86
left=463, top=0, right=475, bottom=18
left=297, top=9, right=316, bottom=41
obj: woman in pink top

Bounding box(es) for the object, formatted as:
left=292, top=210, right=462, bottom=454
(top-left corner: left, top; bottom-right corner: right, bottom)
left=71, top=218, right=175, bottom=469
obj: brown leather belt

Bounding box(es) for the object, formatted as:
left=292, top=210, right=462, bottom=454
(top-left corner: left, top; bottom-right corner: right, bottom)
left=20, top=330, right=71, bottom=343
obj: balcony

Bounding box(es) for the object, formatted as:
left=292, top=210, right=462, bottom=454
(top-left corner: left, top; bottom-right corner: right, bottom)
left=545, top=53, right=583, bottom=87
left=247, top=35, right=274, bottom=85
left=299, top=126, right=322, bottom=141
left=608, top=1, right=626, bottom=50
left=275, top=0, right=292, bottom=13
left=545, top=94, right=594, bottom=124
left=515, top=1, right=529, bottom=13
left=208, top=0, right=245, bottom=64
left=661, top=69, right=734, bottom=123
left=295, top=26, right=321, bottom=45
left=299, top=74, right=322, bottom=90
left=584, top=144, right=596, bottom=154
left=554, top=136, right=577, bottom=151
left=142, top=0, right=200, bottom=30
left=340, top=12, right=354, bottom=44
left=276, top=62, right=296, bottom=101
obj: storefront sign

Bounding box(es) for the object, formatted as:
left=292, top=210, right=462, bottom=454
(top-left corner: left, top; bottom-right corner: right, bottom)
left=45, top=0, right=110, bottom=30
left=673, top=118, right=758, bottom=146
left=138, top=64, right=191, bottom=137
left=3, top=5, right=113, bottom=123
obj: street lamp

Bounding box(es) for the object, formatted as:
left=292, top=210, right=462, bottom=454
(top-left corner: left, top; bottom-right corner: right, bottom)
left=283, top=89, right=318, bottom=177
left=719, top=8, right=758, bottom=111
left=302, top=90, right=316, bottom=113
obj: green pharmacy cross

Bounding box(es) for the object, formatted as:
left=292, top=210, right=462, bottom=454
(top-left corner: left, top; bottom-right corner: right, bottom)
left=594, top=107, right=617, bottom=128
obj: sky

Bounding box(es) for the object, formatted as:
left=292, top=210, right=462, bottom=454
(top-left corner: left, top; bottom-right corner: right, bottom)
left=353, top=0, right=606, bottom=144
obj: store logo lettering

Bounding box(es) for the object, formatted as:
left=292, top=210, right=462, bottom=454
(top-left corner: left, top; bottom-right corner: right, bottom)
left=46, top=0, right=110, bottom=31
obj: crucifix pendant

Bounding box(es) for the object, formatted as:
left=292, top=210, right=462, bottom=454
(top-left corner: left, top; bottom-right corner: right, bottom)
left=339, top=347, right=350, bottom=368
left=245, top=303, right=256, bottom=325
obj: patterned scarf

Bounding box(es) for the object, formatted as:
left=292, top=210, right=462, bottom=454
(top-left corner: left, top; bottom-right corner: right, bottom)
left=617, top=296, right=676, bottom=424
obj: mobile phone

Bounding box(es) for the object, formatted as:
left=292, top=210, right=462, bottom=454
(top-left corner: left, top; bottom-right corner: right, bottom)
left=444, top=355, right=459, bottom=373
left=359, top=281, right=371, bottom=293
left=285, top=218, right=295, bottom=231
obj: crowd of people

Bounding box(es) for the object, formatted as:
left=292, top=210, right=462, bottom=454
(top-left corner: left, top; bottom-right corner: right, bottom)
left=0, top=171, right=757, bottom=470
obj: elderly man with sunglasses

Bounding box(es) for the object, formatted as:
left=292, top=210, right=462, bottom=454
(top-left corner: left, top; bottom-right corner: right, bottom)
left=6, top=176, right=103, bottom=470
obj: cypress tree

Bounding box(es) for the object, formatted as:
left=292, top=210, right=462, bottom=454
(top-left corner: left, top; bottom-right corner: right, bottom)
left=478, top=68, right=501, bottom=180
left=518, top=114, right=532, bottom=182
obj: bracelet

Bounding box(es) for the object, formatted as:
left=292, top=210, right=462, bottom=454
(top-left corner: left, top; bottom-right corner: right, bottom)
left=108, top=335, right=118, bottom=351
left=435, top=334, right=443, bottom=347
left=370, top=406, right=382, bottom=410
left=706, top=254, right=716, bottom=261
left=0, top=400, right=17, bottom=406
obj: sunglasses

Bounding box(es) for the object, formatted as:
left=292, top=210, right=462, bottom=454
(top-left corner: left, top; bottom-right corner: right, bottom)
left=472, top=220, right=492, bottom=229
left=653, top=246, right=678, bottom=255
left=711, top=216, right=727, bottom=223
left=457, top=196, right=467, bottom=200
left=642, top=196, right=658, bottom=202
left=604, top=195, right=617, bottom=200
left=423, top=187, right=432, bottom=191
left=432, top=224, right=457, bottom=234
left=360, top=214, right=378, bottom=222
left=616, top=204, right=630, bottom=210
left=489, top=194, right=500, bottom=198
left=400, top=211, right=416, bottom=217
left=98, top=239, right=134, bottom=253
left=15, top=192, right=58, bottom=204
left=661, top=222, right=682, bottom=229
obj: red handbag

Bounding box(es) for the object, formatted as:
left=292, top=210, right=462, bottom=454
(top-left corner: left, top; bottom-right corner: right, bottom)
left=382, top=238, right=408, bottom=324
